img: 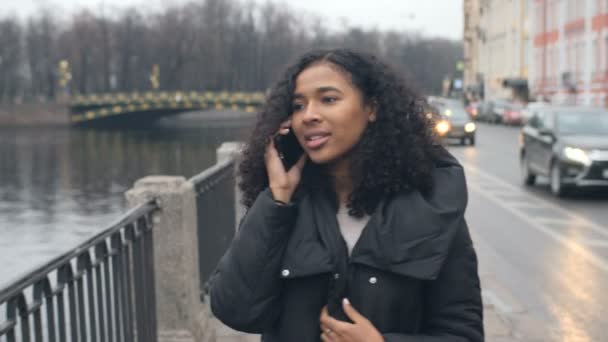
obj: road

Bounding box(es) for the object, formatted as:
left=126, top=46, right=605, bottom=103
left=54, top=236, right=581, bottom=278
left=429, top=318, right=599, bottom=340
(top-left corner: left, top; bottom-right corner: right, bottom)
left=447, top=123, right=608, bottom=341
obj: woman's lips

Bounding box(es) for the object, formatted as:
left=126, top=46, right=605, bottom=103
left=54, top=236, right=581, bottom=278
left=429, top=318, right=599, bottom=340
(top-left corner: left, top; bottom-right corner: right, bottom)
left=305, top=135, right=330, bottom=150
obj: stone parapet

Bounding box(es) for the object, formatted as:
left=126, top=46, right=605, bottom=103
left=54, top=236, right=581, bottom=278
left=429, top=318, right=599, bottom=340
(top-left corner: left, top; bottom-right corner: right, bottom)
left=0, top=103, right=69, bottom=126
left=126, top=175, right=214, bottom=342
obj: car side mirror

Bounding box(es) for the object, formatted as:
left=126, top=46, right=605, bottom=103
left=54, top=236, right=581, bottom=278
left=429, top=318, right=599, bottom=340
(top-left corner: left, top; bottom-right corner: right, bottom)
left=527, top=116, right=539, bottom=127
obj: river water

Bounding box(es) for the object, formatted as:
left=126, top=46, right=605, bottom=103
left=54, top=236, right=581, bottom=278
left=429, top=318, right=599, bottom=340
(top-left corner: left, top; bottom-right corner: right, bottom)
left=0, top=112, right=253, bottom=288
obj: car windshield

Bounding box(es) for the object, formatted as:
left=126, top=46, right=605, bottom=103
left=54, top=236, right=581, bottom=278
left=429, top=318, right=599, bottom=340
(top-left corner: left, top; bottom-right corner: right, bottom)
left=441, top=107, right=469, bottom=120
left=556, top=111, right=608, bottom=135
left=494, top=100, right=510, bottom=106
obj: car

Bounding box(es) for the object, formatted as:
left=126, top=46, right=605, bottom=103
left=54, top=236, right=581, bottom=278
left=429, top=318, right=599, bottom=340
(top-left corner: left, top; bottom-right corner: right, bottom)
left=428, top=98, right=477, bottom=145
left=519, top=106, right=608, bottom=196
left=521, top=101, right=548, bottom=124
left=477, top=99, right=524, bottom=125
left=428, top=96, right=462, bottom=109
left=477, top=99, right=506, bottom=123
left=465, top=101, right=481, bottom=120
left=501, top=102, right=524, bottom=126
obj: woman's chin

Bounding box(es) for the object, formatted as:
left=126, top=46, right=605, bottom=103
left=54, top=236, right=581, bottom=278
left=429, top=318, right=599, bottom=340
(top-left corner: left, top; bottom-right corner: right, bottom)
left=306, top=150, right=345, bottom=165
left=306, top=153, right=333, bottom=165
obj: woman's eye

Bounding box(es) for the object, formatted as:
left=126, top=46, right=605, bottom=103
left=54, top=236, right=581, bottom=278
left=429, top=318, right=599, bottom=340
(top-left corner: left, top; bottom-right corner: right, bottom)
left=292, top=103, right=304, bottom=111
left=322, top=97, right=337, bottom=104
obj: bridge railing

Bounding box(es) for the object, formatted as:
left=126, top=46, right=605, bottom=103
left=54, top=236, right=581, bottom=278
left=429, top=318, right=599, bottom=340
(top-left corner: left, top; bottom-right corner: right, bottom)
left=0, top=201, right=160, bottom=342
left=70, top=91, right=266, bottom=107
left=0, top=143, right=243, bottom=342
left=189, top=158, right=237, bottom=299
left=68, top=91, right=265, bottom=125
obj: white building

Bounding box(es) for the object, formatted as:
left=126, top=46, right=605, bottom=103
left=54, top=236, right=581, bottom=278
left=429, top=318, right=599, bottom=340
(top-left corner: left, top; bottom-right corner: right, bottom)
left=464, top=0, right=530, bottom=101
left=530, top=0, right=608, bottom=107
left=464, top=0, right=482, bottom=95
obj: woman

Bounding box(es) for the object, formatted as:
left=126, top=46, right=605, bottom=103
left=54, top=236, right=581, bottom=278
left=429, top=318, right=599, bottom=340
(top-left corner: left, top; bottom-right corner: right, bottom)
left=209, top=49, right=483, bottom=342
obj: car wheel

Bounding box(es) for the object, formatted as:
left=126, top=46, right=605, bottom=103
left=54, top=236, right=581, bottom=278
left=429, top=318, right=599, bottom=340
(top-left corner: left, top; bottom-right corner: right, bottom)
left=520, top=154, right=536, bottom=186
left=550, top=162, right=569, bottom=197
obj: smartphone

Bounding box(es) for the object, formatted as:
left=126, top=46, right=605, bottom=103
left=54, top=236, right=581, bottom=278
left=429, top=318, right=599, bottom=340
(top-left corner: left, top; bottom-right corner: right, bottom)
left=273, top=131, right=304, bottom=171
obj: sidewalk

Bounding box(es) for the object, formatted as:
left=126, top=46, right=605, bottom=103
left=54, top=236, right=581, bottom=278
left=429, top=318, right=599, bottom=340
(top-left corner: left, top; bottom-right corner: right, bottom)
left=213, top=323, right=260, bottom=342
left=483, top=299, right=519, bottom=341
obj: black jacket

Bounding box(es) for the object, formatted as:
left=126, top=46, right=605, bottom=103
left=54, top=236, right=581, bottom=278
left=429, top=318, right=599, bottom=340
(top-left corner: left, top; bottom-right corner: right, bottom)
left=209, top=148, right=483, bottom=341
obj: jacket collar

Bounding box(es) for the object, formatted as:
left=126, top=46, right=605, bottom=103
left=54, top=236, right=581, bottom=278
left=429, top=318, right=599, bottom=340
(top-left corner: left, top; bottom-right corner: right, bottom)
left=281, top=148, right=467, bottom=280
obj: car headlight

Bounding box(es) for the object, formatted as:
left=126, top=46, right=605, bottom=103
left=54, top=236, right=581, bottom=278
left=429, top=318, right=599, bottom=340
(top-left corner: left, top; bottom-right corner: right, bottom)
left=436, top=120, right=450, bottom=135
left=563, top=147, right=592, bottom=166
left=464, top=122, right=476, bottom=133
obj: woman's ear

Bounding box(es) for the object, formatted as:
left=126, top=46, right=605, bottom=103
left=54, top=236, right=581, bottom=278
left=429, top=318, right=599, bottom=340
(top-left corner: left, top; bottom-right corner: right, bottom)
left=369, top=112, right=377, bottom=122
left=368, top=100, right=378, bottom=122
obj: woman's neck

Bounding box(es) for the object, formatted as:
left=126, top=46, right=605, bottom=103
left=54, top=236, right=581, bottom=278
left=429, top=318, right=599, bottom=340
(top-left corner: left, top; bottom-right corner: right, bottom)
left=329, top=158, right=353, bottom=206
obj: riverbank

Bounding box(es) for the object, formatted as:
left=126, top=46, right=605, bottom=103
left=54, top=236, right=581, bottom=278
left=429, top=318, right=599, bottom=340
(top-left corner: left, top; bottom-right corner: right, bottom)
left=0, top=103, right=70, bottom=126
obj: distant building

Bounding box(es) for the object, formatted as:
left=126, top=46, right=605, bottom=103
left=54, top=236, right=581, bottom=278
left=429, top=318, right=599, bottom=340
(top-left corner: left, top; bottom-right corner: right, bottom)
left=531, top=0, right=608, bottom=106
left=464, top=0, right=483, bottom=100
left=464, top=0, right=530, bottom=102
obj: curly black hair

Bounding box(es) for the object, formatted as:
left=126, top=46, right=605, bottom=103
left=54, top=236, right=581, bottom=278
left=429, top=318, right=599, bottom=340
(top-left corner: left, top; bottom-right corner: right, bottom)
left=238, top=48, right=440, bottom=217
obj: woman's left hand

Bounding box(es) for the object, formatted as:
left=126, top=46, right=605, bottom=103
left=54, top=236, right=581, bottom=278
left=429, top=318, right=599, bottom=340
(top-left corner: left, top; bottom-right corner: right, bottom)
left=319, top=299, right=384, bottom=342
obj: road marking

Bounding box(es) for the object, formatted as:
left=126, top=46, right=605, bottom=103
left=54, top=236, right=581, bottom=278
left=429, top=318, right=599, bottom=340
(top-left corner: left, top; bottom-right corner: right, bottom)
left=463, top=162, right=608, bottom=237
left=579, top=240, right=608, bottom=248
left=534, top=217, right=573, bottom=225
left=534, top=218, right=608, bottom=239
left=474, top=183, right=511, bottom=191
left=463, top=163, right=608, bottom=273
left=482, top=289, right=514, bottom=314
left=510, top=202, right=552, bottom=210
left=468, top=182, right=608, bottom=273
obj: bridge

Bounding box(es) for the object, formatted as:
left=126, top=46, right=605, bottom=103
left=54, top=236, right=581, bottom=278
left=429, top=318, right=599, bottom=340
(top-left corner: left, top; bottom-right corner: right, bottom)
left=69, top=91, right=265, bottom=127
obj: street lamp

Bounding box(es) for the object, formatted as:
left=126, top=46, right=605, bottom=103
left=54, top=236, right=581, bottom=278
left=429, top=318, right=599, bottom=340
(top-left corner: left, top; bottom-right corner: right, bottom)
left=58, top=60, right=72, bottom=101
left=150, top=64, right=160, bottom=90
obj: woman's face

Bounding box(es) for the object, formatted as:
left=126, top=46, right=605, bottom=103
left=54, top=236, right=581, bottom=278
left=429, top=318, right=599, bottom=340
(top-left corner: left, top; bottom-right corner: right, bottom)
left=290, top=62, right=375, bottom=166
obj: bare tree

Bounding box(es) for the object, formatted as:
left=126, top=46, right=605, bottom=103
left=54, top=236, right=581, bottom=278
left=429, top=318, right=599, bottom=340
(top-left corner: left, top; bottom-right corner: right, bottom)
left=116, top=9, right=138, bottom=91
left=0, top=0, right=462, bottom=103
left=97, top=10, right=112, bottom=92
left=25, top=11, right=59, bottom=100
left=0, top=17, right=22, bottom=102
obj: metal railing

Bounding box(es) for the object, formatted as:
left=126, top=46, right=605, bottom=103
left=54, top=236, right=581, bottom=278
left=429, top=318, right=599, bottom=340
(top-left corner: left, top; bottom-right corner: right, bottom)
left=0, top=200, right=160, bottom=342
left=189, top=158, right=236, bottom=299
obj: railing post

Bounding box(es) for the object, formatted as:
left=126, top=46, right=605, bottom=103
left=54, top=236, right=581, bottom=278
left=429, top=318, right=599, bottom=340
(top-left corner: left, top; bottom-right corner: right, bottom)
left=216, top=141, right=245, bottom=229
left=126, top=177, right=215, bottom=342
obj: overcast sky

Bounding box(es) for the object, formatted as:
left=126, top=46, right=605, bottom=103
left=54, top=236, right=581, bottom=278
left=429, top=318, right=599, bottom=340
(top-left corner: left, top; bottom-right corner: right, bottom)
left=4, top=0, right=463, bottom=40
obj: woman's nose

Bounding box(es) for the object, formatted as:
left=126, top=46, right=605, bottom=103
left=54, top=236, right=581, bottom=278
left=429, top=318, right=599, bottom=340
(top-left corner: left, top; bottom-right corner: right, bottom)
left=301, top=103, right=321, bottom=124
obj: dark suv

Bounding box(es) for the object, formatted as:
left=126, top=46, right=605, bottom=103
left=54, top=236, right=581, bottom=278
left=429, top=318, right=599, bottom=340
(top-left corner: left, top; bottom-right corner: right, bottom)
left=519, top=106, right=608, bottom=196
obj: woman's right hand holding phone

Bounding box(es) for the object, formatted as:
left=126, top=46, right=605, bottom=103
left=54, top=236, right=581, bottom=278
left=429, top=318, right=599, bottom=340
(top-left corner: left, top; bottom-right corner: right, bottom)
left=265, top=120, right=307, bottom=203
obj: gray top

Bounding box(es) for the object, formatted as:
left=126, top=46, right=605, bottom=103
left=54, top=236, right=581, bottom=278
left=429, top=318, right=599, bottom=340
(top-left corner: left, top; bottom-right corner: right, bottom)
left=336, top=206, right=370, bottom=256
